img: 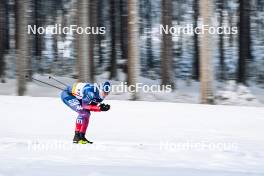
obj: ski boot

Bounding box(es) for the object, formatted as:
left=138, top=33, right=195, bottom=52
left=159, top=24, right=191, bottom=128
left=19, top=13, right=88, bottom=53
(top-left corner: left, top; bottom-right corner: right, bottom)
left=78, top=132, right=93, bottom=144
left=73, top=131, right=81, bottom=144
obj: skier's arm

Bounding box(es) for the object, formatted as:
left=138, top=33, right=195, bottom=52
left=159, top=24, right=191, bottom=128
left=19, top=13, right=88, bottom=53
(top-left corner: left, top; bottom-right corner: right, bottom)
left=85, top=104, right=101, bottom=112
left=83, top=103, right=110, bottom=112
left=82, top=93, right=101, bottom=112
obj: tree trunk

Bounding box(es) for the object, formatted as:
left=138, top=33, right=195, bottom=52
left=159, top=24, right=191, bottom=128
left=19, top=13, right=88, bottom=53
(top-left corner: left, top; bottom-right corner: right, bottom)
left=120, top=0, right=128, bottom=75
left=192, top=0, right=200, bottom=81
left=127, top=0, right=139, bottom=100
left=97, top=0, right=104, bottom=66
left=219, top=0, right=225, bottom=81
left=145, top=0, right=153, bottom=70
left=161, top=0, right=175, bottom=88
left=238, top=0, right=251, bottom=85
left=199, top=0, right=214, bottom=104
left=4, top=0, right=9, bottom=50
left=109, top=0, right=117, bottom=79
left=0, top=0, right=7, bottom=82
left=89, top=0, right=97, bottom=82
left=77, top=0, right=91, bottom=82
left=34, top=0, right=43, bottom=73
left=15, top=0, right=28, bottom=95
left=71, top=0, right=79, bottom=78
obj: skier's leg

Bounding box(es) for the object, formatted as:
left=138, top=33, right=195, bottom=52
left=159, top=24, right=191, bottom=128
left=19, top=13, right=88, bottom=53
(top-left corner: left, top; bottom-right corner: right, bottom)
left=75, top=116, right=83, bottom=132
left=74, top=113, right=90, bottom=133
left=79, top=115, right=90, bottom=134
left=77, top=113, right=92, bottom=144
left=61, top=90, right=92, bottom=143
left=73, top=115, right=85, bottom=143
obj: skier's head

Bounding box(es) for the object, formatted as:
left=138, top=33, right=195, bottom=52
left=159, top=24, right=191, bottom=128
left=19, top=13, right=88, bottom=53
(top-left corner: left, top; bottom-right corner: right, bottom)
left=100, top=81, right=111, bottom=98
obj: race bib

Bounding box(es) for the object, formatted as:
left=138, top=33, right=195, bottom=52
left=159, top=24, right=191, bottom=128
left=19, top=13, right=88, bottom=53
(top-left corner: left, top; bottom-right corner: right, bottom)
left=72, top=83, right=86, bottom=99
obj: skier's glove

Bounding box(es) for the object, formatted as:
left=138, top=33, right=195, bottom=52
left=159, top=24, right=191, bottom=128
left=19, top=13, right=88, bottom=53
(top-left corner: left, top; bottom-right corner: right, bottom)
left=100, top=103, right=110, bottom=111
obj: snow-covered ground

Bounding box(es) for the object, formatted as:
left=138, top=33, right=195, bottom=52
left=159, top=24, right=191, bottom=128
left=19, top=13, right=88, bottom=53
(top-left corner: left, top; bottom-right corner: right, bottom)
left=0, top=95, right=264, bottom=176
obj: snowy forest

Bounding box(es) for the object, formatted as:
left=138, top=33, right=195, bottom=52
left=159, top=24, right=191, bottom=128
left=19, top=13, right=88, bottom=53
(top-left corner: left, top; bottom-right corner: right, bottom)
left=0, top=0, right=263, bottom=105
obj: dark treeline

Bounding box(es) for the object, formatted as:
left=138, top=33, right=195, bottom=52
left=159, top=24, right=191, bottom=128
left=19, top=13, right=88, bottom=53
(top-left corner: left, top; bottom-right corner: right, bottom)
left=0, top=0, right=263, bottom=103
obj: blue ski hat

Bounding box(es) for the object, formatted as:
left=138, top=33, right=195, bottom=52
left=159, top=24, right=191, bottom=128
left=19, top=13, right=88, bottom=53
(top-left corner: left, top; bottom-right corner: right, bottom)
left=102, top=81, right=111, bottom=93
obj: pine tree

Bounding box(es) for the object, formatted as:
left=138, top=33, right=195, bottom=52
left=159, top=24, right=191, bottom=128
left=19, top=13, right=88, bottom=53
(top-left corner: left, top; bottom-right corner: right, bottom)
left=0, top=0, right=7, bottom=82
left=89, top=0, right=97, bottom=82
left=119, top=0, right=128, bottom=75
left=109, top=0, right=117, bottom=79
left=145, top=0, right=153, bottom=72
left=238, top=0, right=251, bottom=85
left=127, top=0, right=139, bottom=100
left=34, top=0, right=43, bottom=73
left=77, top=0, right=91, bottom=82
left=218, top=0, right=225, bottom=81
left=97, top=0, right=104, bottom=67
left=192, top=0, right=200, bottom=81
left=161, top=0, right=175, bottom=88
left=15, top=0, right=29, bottom=95
left=199, top=0, right=214, bottom=104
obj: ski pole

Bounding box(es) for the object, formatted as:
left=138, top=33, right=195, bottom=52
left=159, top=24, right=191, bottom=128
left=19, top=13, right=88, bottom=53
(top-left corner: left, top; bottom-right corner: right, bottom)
left=25, top=75, right=65, bottom=91
left=48, top=75, right=68, bottom=87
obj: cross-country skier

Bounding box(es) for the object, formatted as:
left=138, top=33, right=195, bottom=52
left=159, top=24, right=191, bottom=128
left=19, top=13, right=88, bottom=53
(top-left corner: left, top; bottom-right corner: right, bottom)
left=61, top=81, right=111, bottom=144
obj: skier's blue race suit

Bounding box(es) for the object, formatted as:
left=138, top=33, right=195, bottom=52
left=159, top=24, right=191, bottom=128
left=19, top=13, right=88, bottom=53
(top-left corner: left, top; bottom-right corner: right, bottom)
left=61, top=83, right=104, bottom=133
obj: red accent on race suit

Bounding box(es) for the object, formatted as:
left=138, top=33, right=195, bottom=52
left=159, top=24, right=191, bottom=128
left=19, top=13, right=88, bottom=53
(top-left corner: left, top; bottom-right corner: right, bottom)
left=75, top=121, right=82, bottom=132
left=84, top=104, right=101, bottom=112
left=75, top=116, right=90, bottom=133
